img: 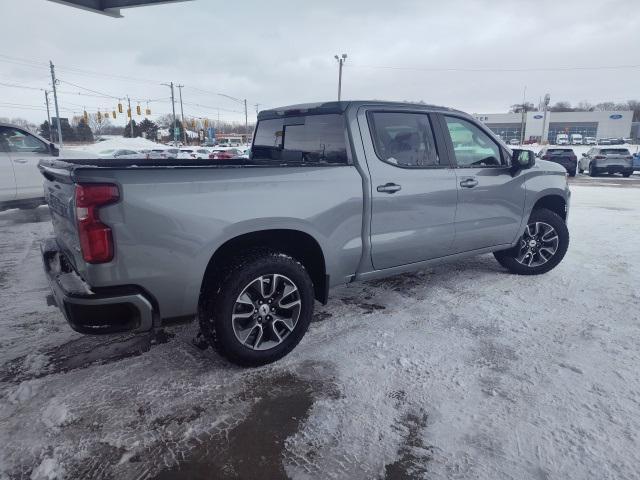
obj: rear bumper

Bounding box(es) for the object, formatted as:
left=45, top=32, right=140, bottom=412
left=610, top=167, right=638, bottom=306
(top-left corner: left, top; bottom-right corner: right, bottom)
left=41, top=238, right=155, bottom=334
left=592, top=164, right=633, bottom=174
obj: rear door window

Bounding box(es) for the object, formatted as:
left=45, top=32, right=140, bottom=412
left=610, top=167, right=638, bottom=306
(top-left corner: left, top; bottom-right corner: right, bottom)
left=368, top=112, right=440, bottom=167
left=252, top=114, right=348, bottom=165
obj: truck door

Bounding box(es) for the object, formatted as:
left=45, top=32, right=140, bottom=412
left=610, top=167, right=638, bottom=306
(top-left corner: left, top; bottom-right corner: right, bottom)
left=438, top=114, right=525, bottom=253
left=0, top=128, right=17, bottom=202
left=2, top=127, right=48, bottom=201
left=358, top=109, right=458, bottom=270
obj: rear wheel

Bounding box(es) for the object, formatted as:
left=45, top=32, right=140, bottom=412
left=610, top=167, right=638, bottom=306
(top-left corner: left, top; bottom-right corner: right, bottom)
left=589, top=163, right=598, bottom=177
left=199, top=249, right=314, bottom=367
left=622, top=172, right=632, bottom=178
left=494, top=208, right=569, bottom=275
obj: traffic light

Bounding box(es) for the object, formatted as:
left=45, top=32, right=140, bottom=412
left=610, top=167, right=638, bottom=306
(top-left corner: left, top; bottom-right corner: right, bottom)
left=118, top=103, right=123, bottom=113
left=112, top=111, right=116, bottom=119
left=127, top=108, right=131, bottom=118
left=97, top=111, right=102, bottom=121
left=145, top=108, right=151, bottom=115
left=136, top=105, right=141, bottom=115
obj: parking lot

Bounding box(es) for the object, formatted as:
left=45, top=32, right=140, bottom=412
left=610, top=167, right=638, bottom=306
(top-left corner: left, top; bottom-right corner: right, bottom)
left=0, top=178, right=639, bottom=479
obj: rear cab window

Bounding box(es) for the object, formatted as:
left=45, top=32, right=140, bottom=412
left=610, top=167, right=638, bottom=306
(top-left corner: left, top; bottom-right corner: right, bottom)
left=252, top=114, right=348, bottom=165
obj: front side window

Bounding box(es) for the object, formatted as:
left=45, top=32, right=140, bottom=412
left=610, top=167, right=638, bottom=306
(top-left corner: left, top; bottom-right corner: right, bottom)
left=0, top=127, right=48, bottom=154
left=444, top=116, right=504, bottom=167
left=368, top=112, right=440, bottom=167
left=252, top=114, right=347, bottom=165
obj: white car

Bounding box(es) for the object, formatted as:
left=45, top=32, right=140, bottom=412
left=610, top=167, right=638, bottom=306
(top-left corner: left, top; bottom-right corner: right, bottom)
left=0, top=123, right=93, bottom=209
left=584, top=137, right=597, bottom=145
left=98, top=149, right=142, bottom=159
left=509, top=139, right=520, bottom=146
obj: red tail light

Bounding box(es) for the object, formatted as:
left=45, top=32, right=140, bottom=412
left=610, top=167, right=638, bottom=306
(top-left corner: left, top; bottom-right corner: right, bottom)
left=209, top=153, right=215, bottom=159
left=594, top=155, right=605, bottom=159
left=75, top=184, right=119, bottom=263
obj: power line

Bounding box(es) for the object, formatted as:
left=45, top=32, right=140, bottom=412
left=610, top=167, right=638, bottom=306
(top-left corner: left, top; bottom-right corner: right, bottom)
left=350, top=63, right=640, bottom=73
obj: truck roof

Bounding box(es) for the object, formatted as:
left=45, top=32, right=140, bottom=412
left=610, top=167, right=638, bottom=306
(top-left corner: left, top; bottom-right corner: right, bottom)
left=257, top=100, right=464, bottom=120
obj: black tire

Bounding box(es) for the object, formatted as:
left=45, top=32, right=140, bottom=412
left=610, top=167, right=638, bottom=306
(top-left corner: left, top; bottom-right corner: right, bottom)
left=589, top=163, right=597, bottom=177
left=578, top=166, right=584, bottom=174
left=494, top=208, right=569, bottom=275
left=622, top=172, right=632, bottom=178
left=199, top=249, right=314, bottom=367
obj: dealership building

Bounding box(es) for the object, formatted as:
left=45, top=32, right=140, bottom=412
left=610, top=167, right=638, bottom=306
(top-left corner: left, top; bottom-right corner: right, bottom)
left=472, top=110, right=633, bottom=143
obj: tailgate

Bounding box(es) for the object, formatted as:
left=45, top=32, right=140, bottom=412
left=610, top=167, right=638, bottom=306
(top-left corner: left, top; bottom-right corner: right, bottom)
left=39, top=163, right=84, bottom=273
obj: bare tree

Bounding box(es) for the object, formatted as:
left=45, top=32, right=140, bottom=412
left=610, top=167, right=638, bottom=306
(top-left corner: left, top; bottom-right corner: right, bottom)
left=88, top=113, right=112, bottom=140
left=10, top=117, right=38, bottom=133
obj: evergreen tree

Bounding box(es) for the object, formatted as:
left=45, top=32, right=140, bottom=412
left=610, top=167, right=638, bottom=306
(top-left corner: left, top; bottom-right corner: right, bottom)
left=138, top=118, right=159, bottom=140
left=123, top=119, right=142, bottom=138
left=39, top=121, right=51, bottom=141
left=75, top=118, right=94, bottom=142
left=51, top=118, right=77, bottom=142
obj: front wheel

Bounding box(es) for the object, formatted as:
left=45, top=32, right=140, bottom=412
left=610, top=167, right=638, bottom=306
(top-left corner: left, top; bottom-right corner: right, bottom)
left=494, top=208, right=569, bottom=275
left=199, top=250, right=314, bottom=367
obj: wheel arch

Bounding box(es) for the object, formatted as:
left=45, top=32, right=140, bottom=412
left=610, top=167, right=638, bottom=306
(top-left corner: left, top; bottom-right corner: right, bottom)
left=202, top=229, right=329, bottom=304
left=532, top=194, right=567, bottom=220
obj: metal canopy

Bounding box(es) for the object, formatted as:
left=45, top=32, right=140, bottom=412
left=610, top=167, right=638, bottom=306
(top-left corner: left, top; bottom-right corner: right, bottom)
left=47, top=0, right=192, bottom=18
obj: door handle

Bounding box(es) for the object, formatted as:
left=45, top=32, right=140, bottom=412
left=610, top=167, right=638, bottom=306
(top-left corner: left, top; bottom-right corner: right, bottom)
left=377, top=183, right=402, bottom=194
left=459, top=178, right=478, bottom=188
left=13, top=159, right=28, bottom=164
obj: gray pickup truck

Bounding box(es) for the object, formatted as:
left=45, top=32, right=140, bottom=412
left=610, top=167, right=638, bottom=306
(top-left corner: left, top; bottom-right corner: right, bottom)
left=39, top=101, right=570, bottom=366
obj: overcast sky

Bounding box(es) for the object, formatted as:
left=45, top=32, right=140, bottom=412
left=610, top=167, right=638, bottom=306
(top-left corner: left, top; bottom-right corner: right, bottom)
left=1, top=0, right=639, bottom=126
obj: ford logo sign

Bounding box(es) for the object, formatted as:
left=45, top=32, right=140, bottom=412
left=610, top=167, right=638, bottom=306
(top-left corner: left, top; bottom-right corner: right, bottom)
left=609, top=114, right=623, bottom=119
left=533, top=115, right=543, bottom=119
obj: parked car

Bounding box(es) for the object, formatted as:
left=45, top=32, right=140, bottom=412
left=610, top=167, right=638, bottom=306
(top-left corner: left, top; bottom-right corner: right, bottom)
left=509, top=139, right=520, bottom=145
left=584, top=137, right=597, bottom=145
left=39, top=101, right=570, bottom=366
left=597, top=138, right=611, bottom=145
left=177, top=148, right=197, bottom=159
left=210, top=148, right=243, bottom=160
left=555, top=134, right=569, bottom=145
left=622, top=138, right=633, bottom=144
left=632, top=152, right=640, bottom=171
left=537, top=147, right=578, bottom=176
left=98, top=149, right=141, bottom=159
left=194, top=148, right=212, bottom=159
left=570, top=134, right=583, bottom=145
left=578, top=147, right=634, bottom=177
left=0, top=122, right=91, bottom=210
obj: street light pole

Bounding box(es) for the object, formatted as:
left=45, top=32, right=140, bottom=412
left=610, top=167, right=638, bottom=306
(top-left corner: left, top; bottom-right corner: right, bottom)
left=334, top=53, right=347, bottom=101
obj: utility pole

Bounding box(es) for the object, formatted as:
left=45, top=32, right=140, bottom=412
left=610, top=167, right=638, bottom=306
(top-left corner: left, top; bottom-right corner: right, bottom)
left=127, top=96, right=134, bottom=137
left=44, top=90, right=53, bottom=142
left=520, top=85, right=527, bottom=145
left=255, top=103, right=260, bottom=115
left=334, top=53, right=347, bottom=101
left=244, top=99, right=248, bottom=139
left=162, top=82, right=178, bottom=145
left=177, top=84, right=187, bottom=145
left=49, top=61, right=63, bottom=147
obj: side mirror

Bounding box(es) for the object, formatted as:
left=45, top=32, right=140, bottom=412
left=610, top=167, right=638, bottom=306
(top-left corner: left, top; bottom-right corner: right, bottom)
left=49, top=143, right=59, bottom=157
left=511, top=149, right=535, bottom=173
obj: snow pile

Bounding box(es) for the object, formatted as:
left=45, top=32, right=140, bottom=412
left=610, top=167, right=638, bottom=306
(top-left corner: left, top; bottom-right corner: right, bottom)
left=7, top=381, right=39, bottom=404
left=30, top=457, right=64, bottom=480
left=41, top=399, right=75, bottom=430
left=69, top=137, right=163, bottom=154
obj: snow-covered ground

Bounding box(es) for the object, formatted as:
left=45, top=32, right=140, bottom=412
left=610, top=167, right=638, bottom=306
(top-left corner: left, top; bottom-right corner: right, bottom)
left=1, top=184, right=640, bottom=479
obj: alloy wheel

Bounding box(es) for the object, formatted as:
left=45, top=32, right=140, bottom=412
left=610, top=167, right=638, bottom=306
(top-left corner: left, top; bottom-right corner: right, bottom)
left=515, top=222, right=559, bottom=268
left=231, top=274, right=302, bottom=351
